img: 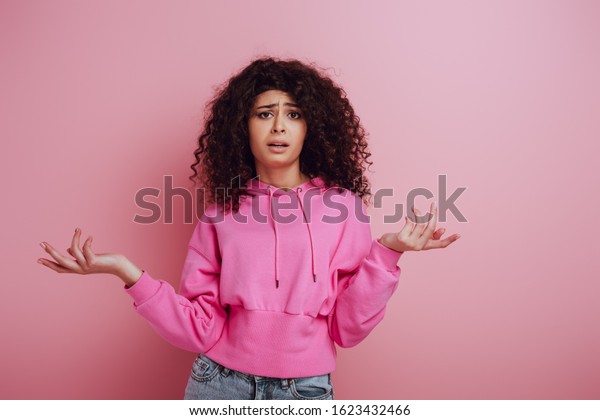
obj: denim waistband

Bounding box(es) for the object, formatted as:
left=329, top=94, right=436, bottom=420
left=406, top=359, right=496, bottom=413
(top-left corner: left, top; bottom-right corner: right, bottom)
left=201, top=353, right=329, bottom=388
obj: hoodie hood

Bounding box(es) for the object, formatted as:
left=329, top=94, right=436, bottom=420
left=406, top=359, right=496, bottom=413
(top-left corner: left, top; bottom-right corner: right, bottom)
left=245, top=176, right=328, bottom=288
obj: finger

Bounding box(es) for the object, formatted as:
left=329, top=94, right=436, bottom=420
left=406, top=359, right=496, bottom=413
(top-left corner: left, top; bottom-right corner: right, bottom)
left=399, top=208, right=416, bottom=238
left=410, top=207, right=428, bottom=238
left=82, top=235, right=95, bottom=264
left=424, top=234, right=461, bottom=250
left=37, top=257, right=73, bottom=274
left=67, top=248, right=74, bottom=256
left=417, top=202, right=437, bottom=241
left=407, top=205, right=418, bottom=235
left=40, top=241, right=81, bottom=272
left=70, top=228, right=89, bottom=270
left=66, top=247, right=82, bottom=261
left=433, top=227, right=446, bottom=240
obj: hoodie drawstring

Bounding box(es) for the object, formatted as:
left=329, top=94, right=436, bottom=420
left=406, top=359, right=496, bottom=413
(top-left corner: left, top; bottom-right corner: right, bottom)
left=267, top=187, right=281, bottom=288
left=296, top=187, right=317, bottom=284
left=267, top=185, right=317, bottom=288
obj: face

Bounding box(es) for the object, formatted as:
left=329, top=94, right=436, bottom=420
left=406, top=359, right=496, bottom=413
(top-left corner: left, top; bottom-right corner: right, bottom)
left=248, top=89, right=307, bottom=175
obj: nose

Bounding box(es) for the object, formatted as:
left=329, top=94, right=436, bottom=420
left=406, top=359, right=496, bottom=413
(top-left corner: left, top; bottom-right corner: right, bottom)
left=271, top=112, right=286, bottom=134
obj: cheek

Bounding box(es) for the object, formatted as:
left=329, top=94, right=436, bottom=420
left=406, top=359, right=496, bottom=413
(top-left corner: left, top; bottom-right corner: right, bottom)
left=297, top=127, right=307, bottom=147
left=248, top=124, right=261, bottom=147
left=249, top=120, right=269, bottom=138
left=301, top=122, right=308, bottom=138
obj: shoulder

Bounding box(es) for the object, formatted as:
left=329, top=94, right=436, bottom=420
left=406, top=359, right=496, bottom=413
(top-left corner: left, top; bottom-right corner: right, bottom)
left=196, top=201, right=229, bottom=226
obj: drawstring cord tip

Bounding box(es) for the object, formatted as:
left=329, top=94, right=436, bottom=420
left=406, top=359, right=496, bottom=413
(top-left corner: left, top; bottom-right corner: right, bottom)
left=313, top=274, right=317, bottom=282
left=276, top=279, right=279, bottom=288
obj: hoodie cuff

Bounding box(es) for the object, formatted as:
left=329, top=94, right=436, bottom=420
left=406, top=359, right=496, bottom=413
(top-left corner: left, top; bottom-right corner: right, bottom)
left=370, top=239, right=404, bottom=270
left=123, top=270, right=161, bottom=306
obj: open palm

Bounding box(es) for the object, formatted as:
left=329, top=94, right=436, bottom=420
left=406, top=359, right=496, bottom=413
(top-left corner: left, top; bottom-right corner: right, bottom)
left=380, top=202, right=461, bottom=253
left=38, top=228, right=124, bottom=275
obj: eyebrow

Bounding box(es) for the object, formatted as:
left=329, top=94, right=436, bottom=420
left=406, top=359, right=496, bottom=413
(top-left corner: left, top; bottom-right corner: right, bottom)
left=256, top=102, right=300, bottom=110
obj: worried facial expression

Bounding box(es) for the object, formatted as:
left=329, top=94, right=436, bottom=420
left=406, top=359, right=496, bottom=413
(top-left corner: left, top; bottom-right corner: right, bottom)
left=248, top=90, right=307, bottom=174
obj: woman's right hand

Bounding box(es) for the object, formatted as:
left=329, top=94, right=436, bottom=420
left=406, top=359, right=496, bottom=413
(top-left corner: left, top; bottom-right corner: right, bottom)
left=37, top=228, right=143, bottom=287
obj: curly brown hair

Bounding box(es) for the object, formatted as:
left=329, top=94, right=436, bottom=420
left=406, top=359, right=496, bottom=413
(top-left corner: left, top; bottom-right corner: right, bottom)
left=189, top=55, right=373, bottom=213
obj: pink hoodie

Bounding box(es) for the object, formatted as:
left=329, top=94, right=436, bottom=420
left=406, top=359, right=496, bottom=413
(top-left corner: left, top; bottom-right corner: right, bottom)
left=124, top=177, right=403, bottom=378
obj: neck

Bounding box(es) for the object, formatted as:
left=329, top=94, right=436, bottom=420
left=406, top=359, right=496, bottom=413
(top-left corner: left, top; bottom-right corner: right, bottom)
left=255, top=166, right=310, bottom=190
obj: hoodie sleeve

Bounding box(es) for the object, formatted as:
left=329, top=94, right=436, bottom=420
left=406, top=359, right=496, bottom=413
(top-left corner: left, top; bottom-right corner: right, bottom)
left=123, top=216, right=227, bottom=353
left=327, top=195, right=404, bottom=348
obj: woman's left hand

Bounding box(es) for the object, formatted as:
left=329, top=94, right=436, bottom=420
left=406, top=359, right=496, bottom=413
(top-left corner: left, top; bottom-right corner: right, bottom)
left=379, top=201, right=461, bottom=253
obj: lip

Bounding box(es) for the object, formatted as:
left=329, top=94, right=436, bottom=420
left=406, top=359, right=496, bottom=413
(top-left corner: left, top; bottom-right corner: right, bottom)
left=267, top=139, right=290, bottom=147
left=267, top=145, right=289, bottom=154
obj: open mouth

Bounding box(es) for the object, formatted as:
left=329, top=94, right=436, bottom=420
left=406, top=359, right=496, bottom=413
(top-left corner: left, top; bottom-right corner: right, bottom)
left=267, top=142, right=289, bottom=149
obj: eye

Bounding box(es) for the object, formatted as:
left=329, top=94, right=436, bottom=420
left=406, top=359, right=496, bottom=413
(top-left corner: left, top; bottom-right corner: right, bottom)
left=256, top=111, right=302, bottom=119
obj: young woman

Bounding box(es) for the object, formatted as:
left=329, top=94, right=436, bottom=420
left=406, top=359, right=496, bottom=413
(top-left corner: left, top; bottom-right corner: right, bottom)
left=37, top=57, right=461, bottom=400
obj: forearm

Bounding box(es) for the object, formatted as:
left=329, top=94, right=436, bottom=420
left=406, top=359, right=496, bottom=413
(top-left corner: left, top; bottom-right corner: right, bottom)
left=123, top=269, right=228, bottom=353
left=331, top=240, right=402, bottom=347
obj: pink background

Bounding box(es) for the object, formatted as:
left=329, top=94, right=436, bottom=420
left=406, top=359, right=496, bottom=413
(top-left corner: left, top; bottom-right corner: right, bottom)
left=1, top=0, right=599, bottom=399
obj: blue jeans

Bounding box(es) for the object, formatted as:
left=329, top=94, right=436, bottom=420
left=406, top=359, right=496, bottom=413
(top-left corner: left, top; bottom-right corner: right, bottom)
left=184, top=354, right=334, bottom=400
